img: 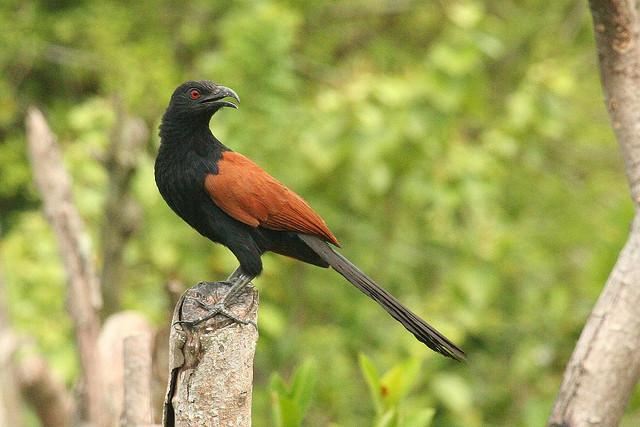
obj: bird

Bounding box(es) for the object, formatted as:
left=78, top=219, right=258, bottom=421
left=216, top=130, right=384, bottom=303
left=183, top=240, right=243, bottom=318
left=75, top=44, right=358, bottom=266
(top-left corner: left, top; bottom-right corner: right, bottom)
left=154, top=80, right=465, bottom=361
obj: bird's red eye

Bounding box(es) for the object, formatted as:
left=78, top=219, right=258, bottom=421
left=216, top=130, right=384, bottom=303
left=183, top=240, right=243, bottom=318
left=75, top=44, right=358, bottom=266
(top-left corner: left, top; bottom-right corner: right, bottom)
left=189, top=89, right=201, bottom=100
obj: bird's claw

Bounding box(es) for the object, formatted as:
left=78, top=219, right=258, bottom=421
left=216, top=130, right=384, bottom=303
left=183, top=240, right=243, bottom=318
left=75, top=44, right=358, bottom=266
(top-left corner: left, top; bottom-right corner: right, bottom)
left=173, top=299, right=257, bottom=330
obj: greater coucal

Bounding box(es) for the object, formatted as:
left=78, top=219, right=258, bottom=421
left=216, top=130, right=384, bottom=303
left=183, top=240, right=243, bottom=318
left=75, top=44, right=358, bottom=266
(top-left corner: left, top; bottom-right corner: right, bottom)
left=155, top=80, right=465, bottom=361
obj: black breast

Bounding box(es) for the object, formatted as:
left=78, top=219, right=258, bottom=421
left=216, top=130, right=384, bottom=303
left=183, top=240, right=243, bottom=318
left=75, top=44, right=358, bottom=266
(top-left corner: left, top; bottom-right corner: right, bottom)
left=154, top=136, right=222, bottom=238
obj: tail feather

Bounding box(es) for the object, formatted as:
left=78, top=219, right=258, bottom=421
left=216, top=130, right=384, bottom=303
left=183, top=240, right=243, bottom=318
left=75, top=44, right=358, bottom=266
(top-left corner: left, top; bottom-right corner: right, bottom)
left=300, top=234, right=466, bottom=361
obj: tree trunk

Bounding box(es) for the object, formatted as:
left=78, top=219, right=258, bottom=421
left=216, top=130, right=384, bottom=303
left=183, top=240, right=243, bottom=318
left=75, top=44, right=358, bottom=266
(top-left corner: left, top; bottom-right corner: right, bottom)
left=163, top=282, right=258, bottom=427
left=26, top=107, right=104, bottom=425
left=548, top=1, right=640, bottom=425
left=100, top=97, right=147, bottom=315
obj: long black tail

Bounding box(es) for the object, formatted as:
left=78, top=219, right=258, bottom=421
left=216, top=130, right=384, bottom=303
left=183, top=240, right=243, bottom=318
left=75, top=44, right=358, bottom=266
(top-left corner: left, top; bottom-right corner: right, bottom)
left=299, top=234, right=465, bottom=361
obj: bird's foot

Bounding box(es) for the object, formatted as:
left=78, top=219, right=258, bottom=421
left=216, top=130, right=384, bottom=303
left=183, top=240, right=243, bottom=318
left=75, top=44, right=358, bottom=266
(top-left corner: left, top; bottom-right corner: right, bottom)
left=173, top=295, right=257, bottom=329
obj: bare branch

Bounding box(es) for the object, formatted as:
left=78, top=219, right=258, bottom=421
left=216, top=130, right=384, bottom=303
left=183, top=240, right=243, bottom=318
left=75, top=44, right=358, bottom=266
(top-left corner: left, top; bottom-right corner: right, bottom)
left=25, top=107, right=104, bottom=424
left=18, top=355, right=76, bottom=427
left=589, top=0, right=640, bottom=204
left=549, top=1, right=640, bottom=425
left=2, top=262, right=73, bottom=426
left=163, top=282, right=259, bottom=427
left=101, top=98, right=148, bottom=315
left=0, top=268, right=25, bottom=427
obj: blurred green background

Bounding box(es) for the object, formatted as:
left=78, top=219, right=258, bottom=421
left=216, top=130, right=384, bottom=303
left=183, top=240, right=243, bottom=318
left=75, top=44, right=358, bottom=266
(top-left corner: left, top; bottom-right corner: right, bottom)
left=1, top=0, right=637, bottom=426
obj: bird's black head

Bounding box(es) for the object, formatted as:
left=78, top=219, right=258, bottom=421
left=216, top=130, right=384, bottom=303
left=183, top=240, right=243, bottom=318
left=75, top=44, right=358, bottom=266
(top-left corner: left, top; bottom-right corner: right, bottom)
left=160, top=80, right=240, bottom=137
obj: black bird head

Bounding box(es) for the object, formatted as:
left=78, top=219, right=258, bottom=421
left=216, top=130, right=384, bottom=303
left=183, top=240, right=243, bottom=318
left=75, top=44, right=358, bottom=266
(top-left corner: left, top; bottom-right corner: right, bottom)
left=161, top=80, right=240, bottom=133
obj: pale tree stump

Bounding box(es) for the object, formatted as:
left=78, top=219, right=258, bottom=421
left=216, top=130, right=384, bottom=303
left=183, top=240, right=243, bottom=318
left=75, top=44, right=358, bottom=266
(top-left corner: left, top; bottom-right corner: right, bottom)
left=122, top=332, right=154, bottom=426
left=163, top=281, right=259, bottom=427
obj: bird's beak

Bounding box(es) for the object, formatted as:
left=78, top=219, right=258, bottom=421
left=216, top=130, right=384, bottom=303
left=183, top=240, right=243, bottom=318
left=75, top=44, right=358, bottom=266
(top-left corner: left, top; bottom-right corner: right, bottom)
left=202, top=86, right=240, bottom=109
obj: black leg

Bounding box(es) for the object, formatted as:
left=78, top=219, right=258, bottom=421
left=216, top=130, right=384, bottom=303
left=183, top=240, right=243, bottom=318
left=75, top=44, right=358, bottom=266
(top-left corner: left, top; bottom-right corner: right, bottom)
left=222, top=272, right=254, bottom=304
left=226, top=266, right=243, bottom=282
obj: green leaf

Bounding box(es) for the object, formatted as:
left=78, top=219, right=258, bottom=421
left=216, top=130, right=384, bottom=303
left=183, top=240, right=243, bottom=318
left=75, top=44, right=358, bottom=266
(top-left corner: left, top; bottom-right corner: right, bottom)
left=358, top=353, right=384, bottom=414
left=269, top=372, right=289, bottom=396
left=290, top=359, right=317, bottom=414
left=269, top=361, right=317, bottom=427
left=380, top=357, right=423, bottom=408
left=375, top=408, right=398, bottom=427
left=271, top=393, right=303, bottom=427
left=401, top=408, right=436, bottom=427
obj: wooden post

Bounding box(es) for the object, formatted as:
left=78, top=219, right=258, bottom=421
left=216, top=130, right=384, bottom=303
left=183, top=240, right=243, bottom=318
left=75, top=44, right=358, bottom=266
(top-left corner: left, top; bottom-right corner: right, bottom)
left=163, top=281, right=258, bottom=427
left=98, top=312, right=154, bottom=426
left=122, top=333, right=154, bottom=426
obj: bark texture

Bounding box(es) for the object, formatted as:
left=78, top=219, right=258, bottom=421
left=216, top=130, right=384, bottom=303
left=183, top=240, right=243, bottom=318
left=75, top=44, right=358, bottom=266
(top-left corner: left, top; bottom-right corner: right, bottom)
left=122, top=333, right=154, bottom=426
left=549, top=1, right=640, bottom=426
left=163, top=282, right=259, bottom=427
left=26, top=107, right=104, bottom=425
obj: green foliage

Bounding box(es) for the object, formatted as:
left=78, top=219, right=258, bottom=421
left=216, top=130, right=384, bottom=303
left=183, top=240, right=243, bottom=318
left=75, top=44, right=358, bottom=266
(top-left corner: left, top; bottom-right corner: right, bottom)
left=0, top=0, right=637, bottom=425
left=359, top=353, right=434, bottom=427
left=269, top=360, right=317, bottom=427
